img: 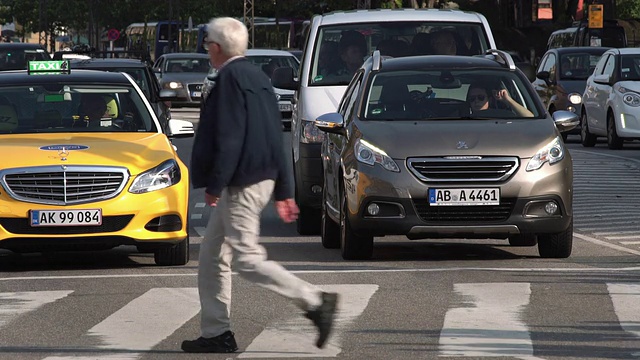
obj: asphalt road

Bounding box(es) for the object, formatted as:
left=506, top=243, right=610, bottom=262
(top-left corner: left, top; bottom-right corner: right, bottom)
left=2, top=115, right=640, bottom=360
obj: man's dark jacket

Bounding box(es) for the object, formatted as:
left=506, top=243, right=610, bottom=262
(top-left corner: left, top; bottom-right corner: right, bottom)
left=190, top=58, right=291, bottom=200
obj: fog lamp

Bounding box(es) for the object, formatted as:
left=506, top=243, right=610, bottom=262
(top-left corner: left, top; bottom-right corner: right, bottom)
left=367, top=203, right=380, bottom=216
left=544, top=201, right=559, bottom=215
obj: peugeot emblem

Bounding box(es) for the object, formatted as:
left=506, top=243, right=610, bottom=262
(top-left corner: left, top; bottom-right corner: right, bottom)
left=456, top=141, right=469, bottom=150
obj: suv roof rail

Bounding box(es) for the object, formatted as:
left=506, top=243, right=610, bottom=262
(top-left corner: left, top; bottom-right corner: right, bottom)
left=372, top=50, right=382, bottom=71
left=483, top=49, right=516, bottom=70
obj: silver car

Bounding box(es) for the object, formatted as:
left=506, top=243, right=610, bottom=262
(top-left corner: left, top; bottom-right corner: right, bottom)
left=152, top=52, right=210, bottom=108
left=315, top=50, right=578, bottom=260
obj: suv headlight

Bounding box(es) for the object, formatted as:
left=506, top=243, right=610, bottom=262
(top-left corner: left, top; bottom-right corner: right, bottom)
left=616, top=85, right=640, bottom=107
left=300, top=119, right=325, bottom=144
left=526, top=136, right=565, bottom=171
left=355, top=139, right=399, bottom=172
left=129, top=159, right=181, bottom=193
left=164, top=81, right=184, bottom=89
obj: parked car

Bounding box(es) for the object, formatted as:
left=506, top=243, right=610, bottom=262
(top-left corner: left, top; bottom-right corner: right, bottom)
left=581, top=48, right=640, bottom=149
left=532, top=47, right=609, bottom=140
left=0, top=60, right=194, bottom=265
left=152, top=52, right=210, bottom=108
left=272, top=8, right=498, bottom=236
left=69, top=57, right=177, bottom=133
left=0, top=43, right=50, bottom=71
left=314, top=50, right=578, bottom=260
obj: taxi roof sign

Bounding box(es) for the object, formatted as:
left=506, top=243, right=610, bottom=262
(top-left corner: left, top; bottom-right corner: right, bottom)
left=28, top=60, right=70, bottom=74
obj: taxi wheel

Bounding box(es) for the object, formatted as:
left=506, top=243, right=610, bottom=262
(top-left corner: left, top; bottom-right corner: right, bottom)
left=154, top=237, right=189, bottom=266
left=537, top=220, right=573, bottom=258
left=321, top=186, right=340, bottom=249
left=339, top=190, right=373, bottom=260
left=607, top=112, right=623, bottom=149
left=508, top=233, right=537, bottom=246
left=580, top=111, right=596, bottom=147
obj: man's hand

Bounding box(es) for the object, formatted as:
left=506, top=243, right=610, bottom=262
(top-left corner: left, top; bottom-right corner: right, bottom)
left=275, top=198, right=300, bottom=223
left=205, top=192, right=220, bottom=207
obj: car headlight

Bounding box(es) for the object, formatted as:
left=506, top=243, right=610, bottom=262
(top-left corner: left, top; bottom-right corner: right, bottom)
left=615, top=85, right=640, bottom=107
left=164, top=81, right=184, bottom=90
left=300, top=119, right=325, bottom=144
left=526, top=136, right=565, bottom=171
left=129, top=159, right=181, bottom=194
left=568, top=92, right=582, bottom=105
left=355, top=139, right=399, bottom=172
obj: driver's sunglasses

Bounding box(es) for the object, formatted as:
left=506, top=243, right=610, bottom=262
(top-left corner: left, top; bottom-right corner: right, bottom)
left=468, top=94, right=487, bottom=102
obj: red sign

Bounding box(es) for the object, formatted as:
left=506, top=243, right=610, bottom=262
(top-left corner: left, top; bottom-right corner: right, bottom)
left=107, top=28, right=120, bottom=41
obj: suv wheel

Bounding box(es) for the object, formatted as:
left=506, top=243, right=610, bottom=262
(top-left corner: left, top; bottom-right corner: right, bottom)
left=537, top=220, right=572, bottom=258
left=321, top=187, right=340, bottom=249
left=339, top=189, right=373, bottom=260
left=580, top=111, right=596, bottom=147
left=508, top=233, right=537, bottom=246
left=607, top=112, right=623, bottom=149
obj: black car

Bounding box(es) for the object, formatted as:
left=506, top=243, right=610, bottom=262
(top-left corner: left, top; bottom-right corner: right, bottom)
left=69, top=58, right=176, bottom=132
left=532, top=47, right=609, bottom=140
left=0, top=43, right=50, bottom=71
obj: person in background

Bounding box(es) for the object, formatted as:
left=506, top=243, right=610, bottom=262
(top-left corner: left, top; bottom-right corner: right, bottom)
left=183, top=17, right=339, bottom=354
left=429, top=30, right=457, bottom=55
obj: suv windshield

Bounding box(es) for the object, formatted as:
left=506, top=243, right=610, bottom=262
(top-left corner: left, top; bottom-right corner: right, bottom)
left=311, top=22, right=491, bottom=86
left=0, top=84, right=157, bottom=134
left=363, top=69, right=540, bottom=120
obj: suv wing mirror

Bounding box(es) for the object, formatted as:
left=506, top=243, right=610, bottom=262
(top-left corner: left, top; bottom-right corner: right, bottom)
left=272, top=67, right=299, bottom=91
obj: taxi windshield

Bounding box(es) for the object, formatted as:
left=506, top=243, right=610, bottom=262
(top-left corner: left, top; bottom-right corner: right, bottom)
left=363, top=69, right=541, bottom=120
left=0, top=83, right=157, bottom=134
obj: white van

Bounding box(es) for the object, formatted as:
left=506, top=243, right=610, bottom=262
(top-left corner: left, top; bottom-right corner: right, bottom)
left=273, top=9, right=497, bottom=235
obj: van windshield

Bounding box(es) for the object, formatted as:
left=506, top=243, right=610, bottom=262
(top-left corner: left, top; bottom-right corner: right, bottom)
left=310, top=22, right=491, bottom=86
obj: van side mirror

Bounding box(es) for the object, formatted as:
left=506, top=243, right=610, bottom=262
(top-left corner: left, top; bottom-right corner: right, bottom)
left=272, top=67, right=299, bottom=91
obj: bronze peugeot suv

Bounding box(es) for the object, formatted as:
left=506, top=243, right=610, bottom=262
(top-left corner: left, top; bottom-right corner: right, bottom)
left=315, top=50, right=579, bottom=260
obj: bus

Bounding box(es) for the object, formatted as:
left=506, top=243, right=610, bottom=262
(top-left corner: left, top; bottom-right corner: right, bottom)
left=196, top=18, right=309, bottom=53
left=124, top=21, right=182, bottom=62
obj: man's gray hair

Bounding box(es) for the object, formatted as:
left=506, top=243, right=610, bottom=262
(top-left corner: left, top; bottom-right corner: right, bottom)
left=206, top=17, right=248, bottom=57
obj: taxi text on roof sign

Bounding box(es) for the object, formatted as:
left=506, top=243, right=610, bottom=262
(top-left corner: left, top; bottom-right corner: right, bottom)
left=27, top=60, right=70, bottom=74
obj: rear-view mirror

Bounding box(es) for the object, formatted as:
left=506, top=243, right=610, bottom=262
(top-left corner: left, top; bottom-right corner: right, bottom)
left=314, top=112, right=345, bottom=135
left=552, top=110, right=579, bottom=133
left=158, top=89, right=178, bottom=101
left=272, top=67, right=298, bottom=91
left=593, top=74, right=611, bottom=85
left=167, top=119, right=194, bottom=138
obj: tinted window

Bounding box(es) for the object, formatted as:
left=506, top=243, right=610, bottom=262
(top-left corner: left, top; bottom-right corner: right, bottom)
left=165, top=58, right=210, bottom=73
left=245, top=55, right=300, bottom=79
left=0, top=48, right=50, bottom=70
left=310, top=22, right=491, bottom=86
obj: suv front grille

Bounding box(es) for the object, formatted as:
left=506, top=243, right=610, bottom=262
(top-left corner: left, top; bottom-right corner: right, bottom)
left=407, top=156, right=519, bottom=182
left=1, top=166, right=129, bottom=205
left=413, top=198, right=516, bottom=222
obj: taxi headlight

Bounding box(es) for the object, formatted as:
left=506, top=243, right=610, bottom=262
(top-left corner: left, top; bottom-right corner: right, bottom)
left=129, top=159, right=181, bottom=194
left=526, top=136, right=565, bottom=171
left=355, top=139, right=399, bottom=172
left=165, top=81, right=184, bottom=89
left=568, top=93, right=582, bottom=105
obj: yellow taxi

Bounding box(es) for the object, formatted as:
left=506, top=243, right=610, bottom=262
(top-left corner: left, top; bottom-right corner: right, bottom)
left=0, top=60, right=194, bottom=265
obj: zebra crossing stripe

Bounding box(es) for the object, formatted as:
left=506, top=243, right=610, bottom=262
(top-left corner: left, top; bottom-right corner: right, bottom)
left=439, top=283, right=544, bottom=359
left=607, top=283, right=640, bottom=338
left=238, top=284, right=379, bottom=358
left=0, top=291, right=73, bottom=329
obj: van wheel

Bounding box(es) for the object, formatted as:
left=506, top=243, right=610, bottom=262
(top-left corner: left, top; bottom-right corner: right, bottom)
left=580, top=111, right=596, bottom=147
left=339, top=190, right=373, bottom=260
left=321, top=187, right=340, bottom=249
left=154, top=237, right=189, bottom=266
left=537, top=220, right=573, bottom=258
left=508, top=233, right=537, bottom=246
left=607, top=112, right=623, bottom=149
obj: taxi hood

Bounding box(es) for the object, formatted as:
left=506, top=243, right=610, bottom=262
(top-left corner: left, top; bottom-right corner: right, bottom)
left=355, top=119, right=559, bottom=159
left=0, top=133, right=176, bottom=175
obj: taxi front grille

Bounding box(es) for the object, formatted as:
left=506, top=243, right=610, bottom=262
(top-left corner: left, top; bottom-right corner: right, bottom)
left=0, top=166, right=129, bottom=205
left=407, top=157, right=519, bottom=182
left=413, top=198, right=516, bottom=222
left=0, top=215, right=134, bottom=234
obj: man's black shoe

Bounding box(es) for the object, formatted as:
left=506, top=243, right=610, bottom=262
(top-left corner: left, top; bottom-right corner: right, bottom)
left=306, top=292, right=339, bottom=348
left=181, top=330, right=238, bottom=353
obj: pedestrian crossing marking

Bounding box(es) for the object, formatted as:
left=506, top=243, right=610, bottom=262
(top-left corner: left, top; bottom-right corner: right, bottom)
left=238, top=284, right=379, bottom=358
left=439, top=283, right=543, bottom=359
left=0, top=290, right=73, bottom=329
left=608, top=283, right=640, bottom=338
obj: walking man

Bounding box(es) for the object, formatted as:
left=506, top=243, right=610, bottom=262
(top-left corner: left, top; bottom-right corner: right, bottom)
left=182, top=17, right=339, bottom=354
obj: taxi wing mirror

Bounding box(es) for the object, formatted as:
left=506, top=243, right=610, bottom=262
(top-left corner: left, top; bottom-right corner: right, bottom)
left=167, top=119, right=194, bottom=138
